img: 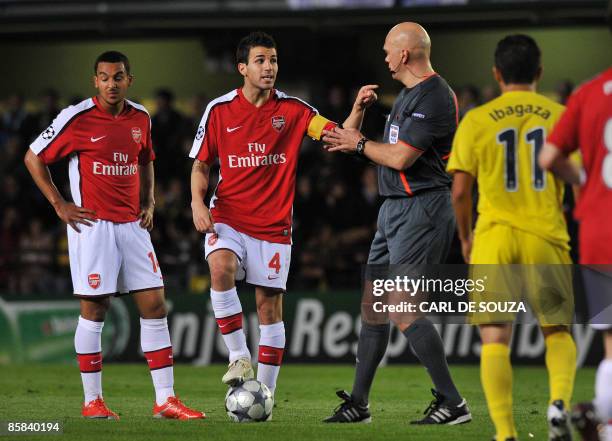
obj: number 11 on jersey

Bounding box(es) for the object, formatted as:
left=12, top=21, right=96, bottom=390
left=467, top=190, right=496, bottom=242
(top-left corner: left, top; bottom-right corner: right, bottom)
left=497, top=127, right=546, bottom=192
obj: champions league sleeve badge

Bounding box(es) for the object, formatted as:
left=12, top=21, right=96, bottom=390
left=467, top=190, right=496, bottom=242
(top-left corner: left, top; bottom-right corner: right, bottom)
left=42, top=125, right=55, bottom=140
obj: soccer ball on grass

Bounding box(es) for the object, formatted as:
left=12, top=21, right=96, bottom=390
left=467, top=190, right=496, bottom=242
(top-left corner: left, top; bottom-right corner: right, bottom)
left=225, top=379, right=274, bottom=422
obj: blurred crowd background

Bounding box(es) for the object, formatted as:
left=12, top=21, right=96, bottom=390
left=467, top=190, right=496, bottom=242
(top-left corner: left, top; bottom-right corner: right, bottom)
left=0, top=0, right=608, bottom=296
left=0, top=78, right=581, bottom=294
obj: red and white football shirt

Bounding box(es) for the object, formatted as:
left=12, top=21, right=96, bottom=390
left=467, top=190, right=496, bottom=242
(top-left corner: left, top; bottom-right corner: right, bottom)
left=548, top=67, right=612, bottom=264
left=30, top=96, right=155, bottom=223
left=189, top=88, right=317, bottom=244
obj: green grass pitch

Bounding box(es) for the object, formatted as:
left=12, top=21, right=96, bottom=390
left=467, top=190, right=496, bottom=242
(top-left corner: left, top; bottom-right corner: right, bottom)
left=0, top=364, right=595, bottom=441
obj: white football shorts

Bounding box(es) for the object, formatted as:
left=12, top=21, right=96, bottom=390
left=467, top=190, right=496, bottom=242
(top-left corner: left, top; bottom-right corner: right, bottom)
left=68, top=220, right=164, bottom=296
left=204, top=223, right=291, bottom=290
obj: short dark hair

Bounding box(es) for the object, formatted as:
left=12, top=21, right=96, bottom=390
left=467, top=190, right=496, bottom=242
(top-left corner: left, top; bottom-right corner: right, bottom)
left=94, top=51, right=131, bottom=75
left=494, top=35, right=541, bottom=84
left=236, top=31, right=276, bottom=64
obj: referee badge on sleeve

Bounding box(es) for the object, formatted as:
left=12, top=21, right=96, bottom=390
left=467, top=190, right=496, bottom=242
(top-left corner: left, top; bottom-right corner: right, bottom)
left=389, top=124, right=399, bottom=144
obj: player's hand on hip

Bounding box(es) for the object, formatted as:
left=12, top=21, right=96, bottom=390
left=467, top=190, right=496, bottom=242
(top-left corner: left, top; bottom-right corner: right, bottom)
left=354, top=84, right=379, bottom=110
left=55, top=200, right=97, bottom=233
left=138, top=205, right=154, bottom=231
left=191, top=201, right=215, bottom=234
left=323, top=127, right=362, bottom=154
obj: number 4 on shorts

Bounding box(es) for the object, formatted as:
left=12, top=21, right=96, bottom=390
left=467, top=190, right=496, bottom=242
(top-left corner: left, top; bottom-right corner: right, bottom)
left=268, top=252, right=281, bottom=274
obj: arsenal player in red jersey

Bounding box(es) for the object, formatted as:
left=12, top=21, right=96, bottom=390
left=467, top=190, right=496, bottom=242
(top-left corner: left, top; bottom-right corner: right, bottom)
left=190, top=32, right=376, bottom=401
left=540, top=67, right=612, bottom=440
left=24, top=51, right=204, bottom=420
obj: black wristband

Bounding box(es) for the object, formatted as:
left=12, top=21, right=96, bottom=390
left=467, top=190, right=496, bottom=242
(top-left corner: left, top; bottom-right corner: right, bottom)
left=356, top=137, right=368, bottom=155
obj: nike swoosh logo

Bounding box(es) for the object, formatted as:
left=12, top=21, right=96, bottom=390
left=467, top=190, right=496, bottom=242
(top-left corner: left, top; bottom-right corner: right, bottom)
left=147, top=357, right=173, bottom=362
left=91, top=136, right=106, bottom=142
left=262, top=353, right=277, bottom=357
left=267, top=275, right=279, bottom=280
left=226, top=126, right=242, bottom=133
left=90, top=360, right=102, bottom=365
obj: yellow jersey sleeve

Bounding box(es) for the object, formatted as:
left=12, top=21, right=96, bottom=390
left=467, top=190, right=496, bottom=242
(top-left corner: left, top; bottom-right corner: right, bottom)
left=447, top=114, right=478, bottom=177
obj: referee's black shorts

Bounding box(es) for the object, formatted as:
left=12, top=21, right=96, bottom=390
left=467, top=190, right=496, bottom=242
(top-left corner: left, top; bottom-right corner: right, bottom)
left=367, top=190, right=455, bottom=266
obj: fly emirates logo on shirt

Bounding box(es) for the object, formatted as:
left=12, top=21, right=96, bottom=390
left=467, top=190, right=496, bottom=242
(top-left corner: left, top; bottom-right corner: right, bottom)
left=227, top=142, right=287, bottom=169
left=93, top=152, right=138, bottom=176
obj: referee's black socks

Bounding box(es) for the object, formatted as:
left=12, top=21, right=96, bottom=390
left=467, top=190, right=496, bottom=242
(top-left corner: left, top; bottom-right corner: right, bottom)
left=351, top=322, right=390, bottom=406
left=403, top=317, right=462, bottom=406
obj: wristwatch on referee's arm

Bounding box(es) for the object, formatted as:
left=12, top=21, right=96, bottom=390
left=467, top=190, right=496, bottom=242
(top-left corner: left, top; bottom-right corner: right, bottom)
left=356, top=137, right=368, bottom=155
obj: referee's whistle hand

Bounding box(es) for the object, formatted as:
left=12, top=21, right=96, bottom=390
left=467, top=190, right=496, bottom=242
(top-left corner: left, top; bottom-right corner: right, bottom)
left=354, top=84, right=379, bottom=110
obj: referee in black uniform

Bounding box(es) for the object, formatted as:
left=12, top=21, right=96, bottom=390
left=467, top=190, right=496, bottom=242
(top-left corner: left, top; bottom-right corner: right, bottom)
left=323, top=22, right=471, bottom=425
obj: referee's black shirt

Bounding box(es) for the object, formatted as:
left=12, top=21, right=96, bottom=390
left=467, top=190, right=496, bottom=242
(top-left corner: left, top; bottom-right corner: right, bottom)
left=378, top=73, right=458, bottom=197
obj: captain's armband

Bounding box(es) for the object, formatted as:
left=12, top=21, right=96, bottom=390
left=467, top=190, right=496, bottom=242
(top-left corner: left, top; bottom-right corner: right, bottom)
left=307, top=114, right=339, bottom=141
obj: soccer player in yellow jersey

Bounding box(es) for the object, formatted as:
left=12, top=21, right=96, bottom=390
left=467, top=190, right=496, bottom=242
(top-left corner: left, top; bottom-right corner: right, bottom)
left=447, top=35, right=576, bottom=441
